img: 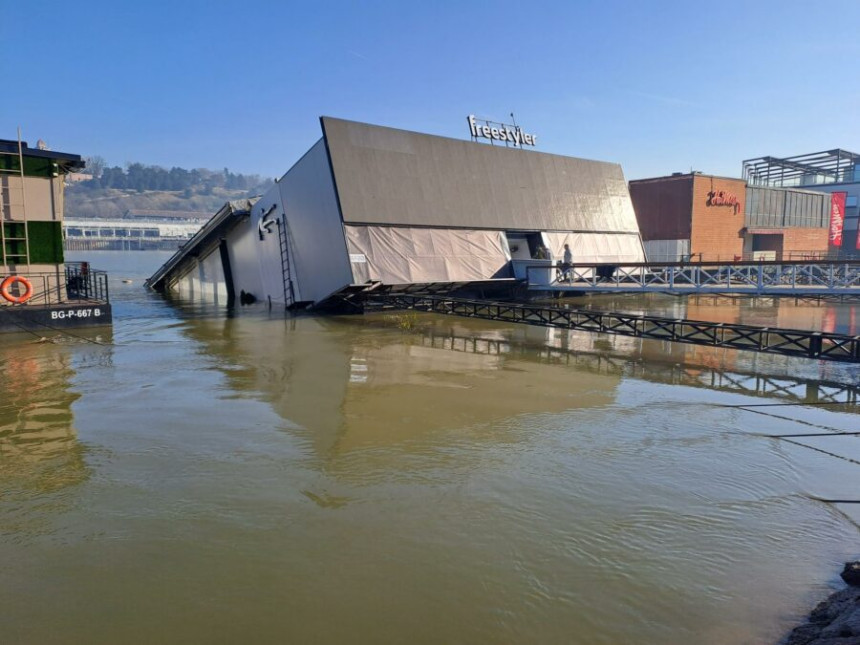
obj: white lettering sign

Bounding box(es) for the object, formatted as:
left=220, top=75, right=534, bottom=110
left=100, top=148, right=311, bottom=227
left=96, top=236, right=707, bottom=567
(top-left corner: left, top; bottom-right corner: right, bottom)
left=349, top=253, right=367, bottom=263
left=51, top=307, right=103, bottom=320
left=467, top=115, right=537, bottom=147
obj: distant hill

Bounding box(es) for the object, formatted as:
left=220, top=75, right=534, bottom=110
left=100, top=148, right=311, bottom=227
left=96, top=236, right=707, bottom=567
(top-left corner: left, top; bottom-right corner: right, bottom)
left=65, top=160, right=273, bottom=219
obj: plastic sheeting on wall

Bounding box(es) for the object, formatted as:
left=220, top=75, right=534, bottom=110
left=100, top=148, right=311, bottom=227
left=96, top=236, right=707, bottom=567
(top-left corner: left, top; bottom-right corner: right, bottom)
left=643, top=239, right=691, bottom=263
left=345, top=225, right=511, bottom=284
left=543, top=232, right=645, bottom=264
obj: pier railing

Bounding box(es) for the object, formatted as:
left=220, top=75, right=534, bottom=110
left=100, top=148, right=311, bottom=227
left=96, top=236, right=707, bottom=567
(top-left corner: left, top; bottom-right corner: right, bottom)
left=525, top=260, right=860, bottom=295
left=0, top=262, right=109, bottom=307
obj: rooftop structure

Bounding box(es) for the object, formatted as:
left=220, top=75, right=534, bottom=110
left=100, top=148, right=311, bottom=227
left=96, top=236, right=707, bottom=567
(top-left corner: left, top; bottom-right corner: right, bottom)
left=742, top=149, right=860, bottom=257
left=742, top=149, right=860, bottom=188
left=123, top=209, right=211, bottom=221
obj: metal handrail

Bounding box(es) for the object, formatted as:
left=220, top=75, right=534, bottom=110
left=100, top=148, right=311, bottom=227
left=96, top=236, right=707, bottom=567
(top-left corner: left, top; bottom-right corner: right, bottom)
left=0, top=263, right=110, bottom=306
left=525, top=261, right=860, bottom=294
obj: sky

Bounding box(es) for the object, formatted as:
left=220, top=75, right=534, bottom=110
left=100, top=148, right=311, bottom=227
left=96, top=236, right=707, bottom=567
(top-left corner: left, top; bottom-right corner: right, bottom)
left=2, top=0, right=859, bottom=181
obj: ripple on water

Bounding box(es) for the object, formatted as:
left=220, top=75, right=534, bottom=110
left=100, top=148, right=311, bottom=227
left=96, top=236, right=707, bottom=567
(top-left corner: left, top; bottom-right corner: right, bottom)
left=0, top=253, right=856, bottom=645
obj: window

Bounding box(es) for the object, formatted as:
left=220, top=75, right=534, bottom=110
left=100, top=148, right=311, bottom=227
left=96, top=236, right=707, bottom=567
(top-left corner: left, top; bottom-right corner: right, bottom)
left=846, top=195, right=858, bottom=208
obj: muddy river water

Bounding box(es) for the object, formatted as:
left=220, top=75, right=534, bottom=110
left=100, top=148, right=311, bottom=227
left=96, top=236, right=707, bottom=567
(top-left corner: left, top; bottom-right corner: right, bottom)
left=1, top=251, right=857, bottom=644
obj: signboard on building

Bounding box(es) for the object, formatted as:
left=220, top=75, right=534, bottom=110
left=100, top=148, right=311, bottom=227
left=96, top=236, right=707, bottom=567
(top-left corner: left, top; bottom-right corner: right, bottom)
left=706, top=190, right=741, bottom=214
left=829, top=192, right=846, bottom=246
left=467, top=115, right=537, bottom=147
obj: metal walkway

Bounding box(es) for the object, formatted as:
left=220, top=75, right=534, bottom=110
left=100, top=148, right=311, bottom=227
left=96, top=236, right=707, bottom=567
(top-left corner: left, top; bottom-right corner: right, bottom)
left=365, top=293, right=860, bottom=363
left=527, top=261, right=860, bottom=296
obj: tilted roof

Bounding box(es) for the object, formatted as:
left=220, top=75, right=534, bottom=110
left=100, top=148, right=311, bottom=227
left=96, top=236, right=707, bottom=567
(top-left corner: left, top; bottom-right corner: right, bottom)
left=321, top=117, right=640, bottom=234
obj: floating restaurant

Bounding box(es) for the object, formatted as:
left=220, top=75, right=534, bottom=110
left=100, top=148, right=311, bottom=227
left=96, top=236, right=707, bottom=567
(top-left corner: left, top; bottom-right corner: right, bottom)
left=147, top=116, right=646, bottom=308
left=0, top=138, right=111, bottom=334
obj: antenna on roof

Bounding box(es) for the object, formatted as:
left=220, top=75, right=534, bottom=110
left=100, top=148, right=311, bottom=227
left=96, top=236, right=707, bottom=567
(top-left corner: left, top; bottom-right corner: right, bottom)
left=510, top=113, right=520, bottom=149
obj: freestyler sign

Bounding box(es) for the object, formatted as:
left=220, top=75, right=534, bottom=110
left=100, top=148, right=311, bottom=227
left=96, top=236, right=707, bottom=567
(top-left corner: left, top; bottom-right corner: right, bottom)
left=467, top=115, right=537, bottom=147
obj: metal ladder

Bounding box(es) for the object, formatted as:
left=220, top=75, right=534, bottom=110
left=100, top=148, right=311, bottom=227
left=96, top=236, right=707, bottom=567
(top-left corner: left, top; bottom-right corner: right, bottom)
left=276, top=214, right=295, bottom=308
left=0, top=129, right=30, bottom=270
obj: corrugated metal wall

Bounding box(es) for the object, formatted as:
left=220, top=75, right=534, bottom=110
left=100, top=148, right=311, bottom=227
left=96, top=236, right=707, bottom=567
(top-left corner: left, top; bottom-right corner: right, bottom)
left=745, top=186, right=829, bottom=228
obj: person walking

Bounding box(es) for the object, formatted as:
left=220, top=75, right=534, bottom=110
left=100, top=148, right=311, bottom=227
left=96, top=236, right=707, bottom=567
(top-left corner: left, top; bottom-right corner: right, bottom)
left=562, top=243, right=573, bottom=281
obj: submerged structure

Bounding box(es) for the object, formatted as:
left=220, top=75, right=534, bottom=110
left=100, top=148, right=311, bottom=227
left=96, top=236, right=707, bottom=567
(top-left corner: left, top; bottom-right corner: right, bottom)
left=1, top=138, right=111, bottom=334
left=147, top=117, right=645, bottom=308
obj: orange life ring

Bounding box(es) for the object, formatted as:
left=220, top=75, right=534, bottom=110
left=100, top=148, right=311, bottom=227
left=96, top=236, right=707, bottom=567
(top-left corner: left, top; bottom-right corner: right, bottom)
left=1, top=276, right=34, bottom=304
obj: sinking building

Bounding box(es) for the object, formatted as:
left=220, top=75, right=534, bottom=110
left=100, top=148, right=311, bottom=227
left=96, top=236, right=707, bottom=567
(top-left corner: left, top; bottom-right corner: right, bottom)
left=148, top=117, right=645, bottom=307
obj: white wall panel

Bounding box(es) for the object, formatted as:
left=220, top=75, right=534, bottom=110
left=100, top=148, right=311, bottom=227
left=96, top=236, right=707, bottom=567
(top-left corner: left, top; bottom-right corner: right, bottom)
left=544, top=232, right=645, bottom=263
left=227, top=208, right=267, bottom=302
left=247, top=186, right=290, bottom=305
left=277, top=139, right=352, bottom=303
left=643, top=239, right=690, bottom=262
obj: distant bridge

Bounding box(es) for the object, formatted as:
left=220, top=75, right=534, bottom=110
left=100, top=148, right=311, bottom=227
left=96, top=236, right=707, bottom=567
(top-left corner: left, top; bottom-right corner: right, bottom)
left=525, top=261, right=860, bottom=297
left=63, top=217, right=204, bottom=251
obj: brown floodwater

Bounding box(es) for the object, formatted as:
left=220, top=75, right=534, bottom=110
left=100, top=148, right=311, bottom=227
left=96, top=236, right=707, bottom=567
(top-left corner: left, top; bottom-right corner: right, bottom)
left=0, top=251, right=857, bottom=644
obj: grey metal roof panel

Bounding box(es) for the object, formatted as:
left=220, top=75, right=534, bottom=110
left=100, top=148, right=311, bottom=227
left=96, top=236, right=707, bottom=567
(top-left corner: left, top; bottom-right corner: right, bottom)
left=0, top=139, right=85, bottom=171
left=321, top=117, right=640, bottom=233
left=145, top=198, right=257, bottom=290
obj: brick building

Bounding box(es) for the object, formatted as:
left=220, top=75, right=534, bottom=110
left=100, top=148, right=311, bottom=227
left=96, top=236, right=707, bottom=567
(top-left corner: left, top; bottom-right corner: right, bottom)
left=743, top=149, right=860, bottom=259
left=629, top=172, right=831, bottom=262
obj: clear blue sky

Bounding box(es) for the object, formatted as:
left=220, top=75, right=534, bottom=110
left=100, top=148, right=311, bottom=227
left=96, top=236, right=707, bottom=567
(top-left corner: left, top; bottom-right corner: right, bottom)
left=3, top=0, right=858, bottom=181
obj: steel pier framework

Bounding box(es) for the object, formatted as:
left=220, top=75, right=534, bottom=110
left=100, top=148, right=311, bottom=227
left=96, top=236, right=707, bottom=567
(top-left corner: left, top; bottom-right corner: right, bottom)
left=529, top=261, right=860, bottom=296
left=366, top=294, right=860, bottom=363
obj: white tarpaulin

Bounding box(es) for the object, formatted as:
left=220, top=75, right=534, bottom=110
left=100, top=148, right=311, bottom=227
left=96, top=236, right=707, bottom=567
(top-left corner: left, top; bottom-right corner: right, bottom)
left=544, top=232, right=645, bottom=264
left=345, top=225, right=511, bottom=284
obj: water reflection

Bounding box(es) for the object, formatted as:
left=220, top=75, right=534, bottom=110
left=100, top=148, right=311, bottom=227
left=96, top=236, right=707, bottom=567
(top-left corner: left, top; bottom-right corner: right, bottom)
left=170, top=307, right=858, bottom=644
left=578, top=292, right=858, bottom=335
left=0, top=336, right=90, bottom=535
left=3, top=253, right=855, bottom=645
left=182, top=309, right=858, bottom=465
left=182, top=314, right=621, bottom=467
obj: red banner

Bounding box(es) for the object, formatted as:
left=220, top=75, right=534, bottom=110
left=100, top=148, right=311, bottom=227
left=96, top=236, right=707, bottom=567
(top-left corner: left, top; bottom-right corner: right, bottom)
left=829, top=192, right=846, bottom=246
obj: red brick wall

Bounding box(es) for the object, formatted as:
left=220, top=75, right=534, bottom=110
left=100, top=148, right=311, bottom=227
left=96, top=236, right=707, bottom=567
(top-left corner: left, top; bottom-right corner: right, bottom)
left=690, top=176, right=747, bottom=261
left=781, top=228, right=829, bottom=259
left=629, top=175, right=693, bottom=241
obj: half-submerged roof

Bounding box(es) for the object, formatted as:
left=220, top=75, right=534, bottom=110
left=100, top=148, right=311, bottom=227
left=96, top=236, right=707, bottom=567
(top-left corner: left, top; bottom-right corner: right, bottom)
left=146, top=198, right=257, bottom=290
left=743, top=149, right=860, bottom=186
